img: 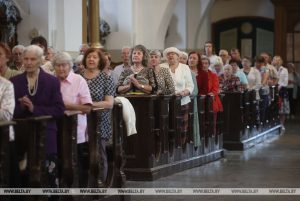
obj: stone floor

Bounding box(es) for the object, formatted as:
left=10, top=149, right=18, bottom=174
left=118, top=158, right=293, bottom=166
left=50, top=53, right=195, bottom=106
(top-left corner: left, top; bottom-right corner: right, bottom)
left=126, top=116, right=300, bottom=201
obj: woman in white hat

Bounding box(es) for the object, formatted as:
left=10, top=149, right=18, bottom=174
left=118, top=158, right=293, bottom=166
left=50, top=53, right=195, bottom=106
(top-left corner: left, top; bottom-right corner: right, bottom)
left=162, top=47, right=194, bottom=148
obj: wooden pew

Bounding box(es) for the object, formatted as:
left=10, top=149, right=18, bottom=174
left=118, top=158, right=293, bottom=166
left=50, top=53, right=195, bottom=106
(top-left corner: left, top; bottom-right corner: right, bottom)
left=56, top=111, right=81, bottom=201
left=122, top=94, right=224, bottom=181
left=14, top=116, right=51, bottom=188
left=86, top=103, right=129, bottom=201
left=222, top=91, right=281, bottom=150
left=87, top=107, right=106, bottom=190
left=0, top=121, right=15, bottom=189
left=57, top=111, right=80, bottom=189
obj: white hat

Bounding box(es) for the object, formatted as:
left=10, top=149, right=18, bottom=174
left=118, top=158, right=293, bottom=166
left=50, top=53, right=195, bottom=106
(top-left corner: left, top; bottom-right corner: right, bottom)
left=163, top=47, right=181, bottom=58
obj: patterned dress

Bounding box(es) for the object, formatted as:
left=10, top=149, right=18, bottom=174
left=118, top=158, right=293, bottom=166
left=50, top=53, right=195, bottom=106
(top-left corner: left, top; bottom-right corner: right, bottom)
left=84, top=72, right=115, bottom=140
left=153, top=67, right=175, bottom=95
left=117, top=67, right=156, bottom=94
left=219, top=74, right=243, bottom=92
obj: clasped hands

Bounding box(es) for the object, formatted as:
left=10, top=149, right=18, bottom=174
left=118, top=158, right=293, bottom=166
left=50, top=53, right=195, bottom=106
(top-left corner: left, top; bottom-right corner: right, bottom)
left=19, top=96, right=34, bottom=112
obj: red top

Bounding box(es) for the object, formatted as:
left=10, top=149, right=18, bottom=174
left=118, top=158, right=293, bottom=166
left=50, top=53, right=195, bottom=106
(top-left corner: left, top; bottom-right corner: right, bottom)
left=197, top=70, right=223, bottom=113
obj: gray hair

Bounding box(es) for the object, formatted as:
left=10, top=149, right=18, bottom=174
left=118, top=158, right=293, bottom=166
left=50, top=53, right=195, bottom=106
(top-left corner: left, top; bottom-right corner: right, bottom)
left=149, top=50, right=162, bottom=57
left=52, top=52, right=73, bottom=67
left=48, top=46, right=57, bottom=54
left=201, top=55, right=210, bottom=65
left=181, top=51, right=188, bottom=59
left=23, top=45, right=44, bottom=64
left=74, top=54, right=84, bottom=64
left=122, top=46, right=131, bottom=52
left=12, top=45, right=25, bottom=53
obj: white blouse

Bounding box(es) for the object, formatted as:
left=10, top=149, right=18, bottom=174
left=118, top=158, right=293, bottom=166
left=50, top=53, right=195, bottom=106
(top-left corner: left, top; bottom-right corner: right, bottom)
left=246, top=67, right=261, bottom=90
left=162, top=63, right=194, bottom=105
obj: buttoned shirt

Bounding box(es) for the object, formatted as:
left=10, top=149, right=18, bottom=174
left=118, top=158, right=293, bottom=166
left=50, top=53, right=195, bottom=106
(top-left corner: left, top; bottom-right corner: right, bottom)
left=59, top=71, right=92, bottom=144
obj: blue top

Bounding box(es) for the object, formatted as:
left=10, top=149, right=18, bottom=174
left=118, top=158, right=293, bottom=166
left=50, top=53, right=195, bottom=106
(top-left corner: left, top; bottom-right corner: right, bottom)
left=235, top=70, right=249, bottom=85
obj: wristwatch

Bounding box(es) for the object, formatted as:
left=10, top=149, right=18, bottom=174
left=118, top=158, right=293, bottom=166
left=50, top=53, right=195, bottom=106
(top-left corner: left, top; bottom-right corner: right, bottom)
left=141, top=85, right=145, bottom=89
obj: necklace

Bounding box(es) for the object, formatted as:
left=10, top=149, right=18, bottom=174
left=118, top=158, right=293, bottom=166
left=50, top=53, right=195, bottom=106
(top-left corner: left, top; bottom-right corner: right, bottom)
left=27, top=69, right=40, bottom=96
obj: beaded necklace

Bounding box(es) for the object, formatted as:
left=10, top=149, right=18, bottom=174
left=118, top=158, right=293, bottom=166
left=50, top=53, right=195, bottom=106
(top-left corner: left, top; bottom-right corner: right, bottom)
left=27, top=69, right=40, bottom=96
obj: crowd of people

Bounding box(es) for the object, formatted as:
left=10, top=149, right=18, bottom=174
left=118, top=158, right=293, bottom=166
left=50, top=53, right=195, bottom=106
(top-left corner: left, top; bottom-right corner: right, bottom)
left=1, top=36, right=300, bottom=197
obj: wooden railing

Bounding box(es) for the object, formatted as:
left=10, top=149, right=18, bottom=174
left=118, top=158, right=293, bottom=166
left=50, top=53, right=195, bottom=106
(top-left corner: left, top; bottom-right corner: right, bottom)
left=222, top=87, right=281, bottom=150
left=6, top=103, right=127, bottom=201
left=122, top=94, right=224, bottom=181
left=14, top=116, right=51, bottom=189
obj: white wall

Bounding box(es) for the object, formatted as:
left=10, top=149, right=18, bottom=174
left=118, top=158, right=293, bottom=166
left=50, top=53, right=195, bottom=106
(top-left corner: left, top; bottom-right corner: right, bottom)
left=187, top=0, right=214, bottom=50
left=103, top=0, right=133, bottom=49
left=165, top=0, right=187, bottom=49
left=13, top=0, right=274, bottom=54
left=14, top=0, right=82, bottom=52
left=211, top=0, right=274, bottom=23
left=15, top=0, right=49, bottom=46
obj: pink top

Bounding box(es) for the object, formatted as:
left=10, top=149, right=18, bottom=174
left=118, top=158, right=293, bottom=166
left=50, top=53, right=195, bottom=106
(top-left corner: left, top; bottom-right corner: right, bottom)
left=60, top=71, right=92, bottom=144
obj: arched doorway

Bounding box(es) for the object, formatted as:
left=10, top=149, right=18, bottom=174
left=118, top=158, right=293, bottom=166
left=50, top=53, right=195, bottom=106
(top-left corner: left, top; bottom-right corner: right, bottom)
left=212, top=17, right=274, bottom=58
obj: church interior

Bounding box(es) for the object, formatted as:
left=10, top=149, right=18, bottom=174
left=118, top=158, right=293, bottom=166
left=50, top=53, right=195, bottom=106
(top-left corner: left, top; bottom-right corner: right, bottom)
left=1, top=0, right=300, bottom=201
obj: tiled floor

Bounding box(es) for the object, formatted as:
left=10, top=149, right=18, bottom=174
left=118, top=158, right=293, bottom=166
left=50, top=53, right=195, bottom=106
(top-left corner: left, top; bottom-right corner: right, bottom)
left=126, top=117, right=300, bottom=201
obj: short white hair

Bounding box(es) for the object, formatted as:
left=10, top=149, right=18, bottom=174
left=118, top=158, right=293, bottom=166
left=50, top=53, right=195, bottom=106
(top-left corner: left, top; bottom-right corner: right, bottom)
left=74, top=55, right=84, bottom=64
left=12, top=45, right=25, bottom=53
left=180, top=51, right=188, bottom=59
left=24, top=45, right=44, bottom=60
left=52, top=52, right=73, bottom=67
left=121, top=46, right=131, bottom=52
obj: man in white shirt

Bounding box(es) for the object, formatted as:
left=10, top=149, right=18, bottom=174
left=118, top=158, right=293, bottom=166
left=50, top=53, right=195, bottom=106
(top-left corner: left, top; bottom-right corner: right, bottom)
left=204, top=41, right=223, bottom=71
left=112, top=46, right=131, bottom=85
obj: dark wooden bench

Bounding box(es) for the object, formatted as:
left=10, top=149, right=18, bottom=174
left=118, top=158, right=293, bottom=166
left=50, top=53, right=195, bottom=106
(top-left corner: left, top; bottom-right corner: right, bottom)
left=222, top=89, right=281, bottom=150
left=122, top=94, right=224, bottom=181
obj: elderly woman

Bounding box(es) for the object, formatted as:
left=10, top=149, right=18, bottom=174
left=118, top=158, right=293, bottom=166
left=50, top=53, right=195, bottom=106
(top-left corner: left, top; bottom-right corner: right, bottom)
left=199, top=57, right=223, bottom=136
left=272, top=56, right=289, bottom=130
left=219, top=64, right=243, bottom=92
left=179, top=51, right=188, bottom=64
left=198, top=57, right=223, bottom=112
left=149, top=49, right=175, bottom=95
left=117, top=44, right=155, bottom=94
left=229, top=59, right=248, bottom=90
left=212, top=61, right=224, bottom=76
left=11, top=44, right=25, bottom=71
left=53, top=52, right=93, bottom=187
left=10, top=45, right=65, bottom=189
left=163, top=47, right=194, bottom=147
left=0, top=42, right=20, bottom=79
left=82, top=48, right=115, bottom=183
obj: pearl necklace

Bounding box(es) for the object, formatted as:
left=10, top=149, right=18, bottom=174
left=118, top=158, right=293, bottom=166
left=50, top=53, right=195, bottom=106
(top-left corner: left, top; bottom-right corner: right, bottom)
left=27, top=69, right=40, bottom=96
